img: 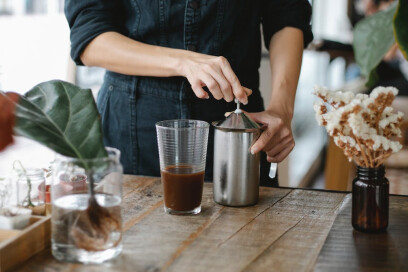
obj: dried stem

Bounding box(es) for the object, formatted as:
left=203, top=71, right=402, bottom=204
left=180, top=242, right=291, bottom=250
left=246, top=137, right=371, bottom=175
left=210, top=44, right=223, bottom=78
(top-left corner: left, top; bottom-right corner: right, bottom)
left=375, top=151, right=392, bottom=168
left=366, top=148, right=374, bottom=168
left=350, top=133, right=369, bottom=167
left=352, top=156, right=365, bottom=167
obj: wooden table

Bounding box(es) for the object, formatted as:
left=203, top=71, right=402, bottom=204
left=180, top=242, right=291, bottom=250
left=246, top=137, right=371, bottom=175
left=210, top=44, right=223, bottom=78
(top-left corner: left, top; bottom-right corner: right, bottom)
left=16, top=176, right=408, bottom=271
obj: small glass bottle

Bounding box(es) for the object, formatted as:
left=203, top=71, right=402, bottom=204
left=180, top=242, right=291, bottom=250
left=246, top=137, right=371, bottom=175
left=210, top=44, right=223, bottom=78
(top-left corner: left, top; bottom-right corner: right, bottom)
left=16, top=168, right=46, bottom=214
left=352, top=165, right=389, bottom=232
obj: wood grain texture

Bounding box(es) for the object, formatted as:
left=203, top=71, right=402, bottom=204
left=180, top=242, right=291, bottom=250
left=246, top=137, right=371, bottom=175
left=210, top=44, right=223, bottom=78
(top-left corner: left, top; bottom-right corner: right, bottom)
left=1, top=216, right=50, bottom=272
left=314, top=194, right=408, bottom=272
left=13, top=175, right=408, bottom=272
left=243, top=190, right=346, bottom=272
left=165, top=188, right=292, bottom=272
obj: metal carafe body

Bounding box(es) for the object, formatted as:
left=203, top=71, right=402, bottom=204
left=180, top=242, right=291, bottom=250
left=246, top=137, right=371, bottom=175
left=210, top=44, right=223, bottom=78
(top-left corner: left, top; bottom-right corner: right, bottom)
left=212, top=109, right=261, bottom=206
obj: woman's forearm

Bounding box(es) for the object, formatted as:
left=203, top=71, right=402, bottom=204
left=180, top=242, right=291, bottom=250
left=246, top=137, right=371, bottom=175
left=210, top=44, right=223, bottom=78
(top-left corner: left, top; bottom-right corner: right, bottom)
left=267, top=27, right=304, bottom=119
left=81, top=32, right=192, bottom=77
left=246, top=27, right=304, bottom=161
left=80, top=31, right=250, bottom=103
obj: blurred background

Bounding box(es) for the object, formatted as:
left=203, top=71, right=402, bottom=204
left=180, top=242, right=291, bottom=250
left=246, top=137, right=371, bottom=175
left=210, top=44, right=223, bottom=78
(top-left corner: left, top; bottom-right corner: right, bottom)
left=0, top=0, right=407, bottom=193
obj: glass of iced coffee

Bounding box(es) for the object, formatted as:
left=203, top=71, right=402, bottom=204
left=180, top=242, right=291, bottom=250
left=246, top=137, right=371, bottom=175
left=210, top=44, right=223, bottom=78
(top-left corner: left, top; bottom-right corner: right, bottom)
left=156, top=120, right=209, bottom=215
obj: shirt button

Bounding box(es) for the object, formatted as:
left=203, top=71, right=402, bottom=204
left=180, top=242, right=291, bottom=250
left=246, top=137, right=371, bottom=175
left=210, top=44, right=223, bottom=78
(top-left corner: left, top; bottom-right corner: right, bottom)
left=189, top=0, right=199, bottom=9
left=187, top=45, right=197, bottom=51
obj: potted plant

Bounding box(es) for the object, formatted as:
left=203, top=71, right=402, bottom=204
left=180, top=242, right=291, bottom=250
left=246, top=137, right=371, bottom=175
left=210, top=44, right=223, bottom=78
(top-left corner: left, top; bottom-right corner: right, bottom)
left=0, top=81, right=122, bottom=262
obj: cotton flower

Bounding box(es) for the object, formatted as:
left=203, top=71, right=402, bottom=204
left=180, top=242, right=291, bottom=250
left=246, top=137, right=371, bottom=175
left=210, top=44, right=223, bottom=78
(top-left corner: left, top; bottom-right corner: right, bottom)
left=355, top=93, right=369, bottom=100
left=349, top=113, right=377, bottom=137
left=371, top=135, right=402, bottom=152
left=313, top=101, right=327, bottom=126
left=370, top=86, right=398, bottom=99
left=313, top=85, right=403, bottom=167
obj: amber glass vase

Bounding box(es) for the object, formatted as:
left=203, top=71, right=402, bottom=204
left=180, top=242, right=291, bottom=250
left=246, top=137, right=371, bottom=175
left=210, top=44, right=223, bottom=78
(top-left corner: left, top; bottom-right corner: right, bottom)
left=352, top=165, right=389, bottom=232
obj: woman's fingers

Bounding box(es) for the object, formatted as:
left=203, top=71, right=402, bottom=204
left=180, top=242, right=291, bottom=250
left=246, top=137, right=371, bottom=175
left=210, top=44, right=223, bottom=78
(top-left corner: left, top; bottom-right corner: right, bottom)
left=190, top=79, right=210, bottom=99
left=207, top=67, right=234, bottom=102
left=246, top=110, right=295, bottom=163
left=267, top=143, right=295, bottom=163
left=264, top=133, right=294, bottom=163
left=190, top=71, right=225, bottom=100
left=250, top=124, right=281, bottom=154
left=218, top=57, right=248, bottom=104
left=265, top=136, right=292, bottom=158
left=200, top=73, right=223, bottom=100
left=248, top=113, right=284, bottom=154
left=243, top=87, right=253, bottom=96
left=184, top=55, right=251, bottom=103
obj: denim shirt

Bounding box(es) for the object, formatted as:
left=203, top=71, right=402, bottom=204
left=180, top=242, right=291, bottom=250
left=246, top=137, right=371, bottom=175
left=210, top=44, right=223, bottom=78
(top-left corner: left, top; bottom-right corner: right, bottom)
left=65, top=0, right=313, bottom=185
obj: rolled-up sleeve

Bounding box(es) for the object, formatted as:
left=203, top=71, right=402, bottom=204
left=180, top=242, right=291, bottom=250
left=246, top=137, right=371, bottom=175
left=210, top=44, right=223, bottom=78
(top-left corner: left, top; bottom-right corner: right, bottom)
left=64, top=0, right=125, bottom=65
left=261, top=0, right=313, bottom=49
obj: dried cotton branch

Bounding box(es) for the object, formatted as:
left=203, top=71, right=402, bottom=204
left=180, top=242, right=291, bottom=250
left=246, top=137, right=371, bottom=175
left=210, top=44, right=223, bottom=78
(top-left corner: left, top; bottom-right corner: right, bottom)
left=313, top=86, right=404, bottom=168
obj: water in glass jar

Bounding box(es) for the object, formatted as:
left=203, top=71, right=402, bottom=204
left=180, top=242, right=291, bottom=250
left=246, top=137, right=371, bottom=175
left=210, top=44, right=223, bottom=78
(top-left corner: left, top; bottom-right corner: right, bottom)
left=52, top=194, right=122, bottom=263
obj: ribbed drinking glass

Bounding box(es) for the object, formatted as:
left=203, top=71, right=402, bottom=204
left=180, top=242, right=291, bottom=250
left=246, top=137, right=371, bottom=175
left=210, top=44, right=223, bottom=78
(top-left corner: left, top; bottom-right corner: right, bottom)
left=156, top=120, right=209, bottom=215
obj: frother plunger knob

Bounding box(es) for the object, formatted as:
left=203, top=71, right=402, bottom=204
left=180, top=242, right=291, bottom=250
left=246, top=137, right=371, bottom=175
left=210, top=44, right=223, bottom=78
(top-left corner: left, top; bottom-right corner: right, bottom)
left=234, top=98, right=242, bottom=114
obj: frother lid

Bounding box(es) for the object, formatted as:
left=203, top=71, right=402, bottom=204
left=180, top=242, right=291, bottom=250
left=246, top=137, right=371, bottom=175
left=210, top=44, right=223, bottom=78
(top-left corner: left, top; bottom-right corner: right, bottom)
left=213, top=99, right=261, bottom=132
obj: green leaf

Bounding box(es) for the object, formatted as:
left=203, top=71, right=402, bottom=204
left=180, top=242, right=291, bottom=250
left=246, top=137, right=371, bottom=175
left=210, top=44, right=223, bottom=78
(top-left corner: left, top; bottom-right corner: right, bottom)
left=394, top=0, right=408, bottom=60
left=366, top=69, right=379, bottom=88
left=14, top=80, right=107, bottom=160
left=353, top=2, right=397, bottom=85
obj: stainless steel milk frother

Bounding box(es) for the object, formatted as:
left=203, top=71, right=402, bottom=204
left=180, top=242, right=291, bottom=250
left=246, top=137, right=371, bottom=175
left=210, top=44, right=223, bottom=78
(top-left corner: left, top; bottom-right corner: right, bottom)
left=212, top=99, right=262, bottom=206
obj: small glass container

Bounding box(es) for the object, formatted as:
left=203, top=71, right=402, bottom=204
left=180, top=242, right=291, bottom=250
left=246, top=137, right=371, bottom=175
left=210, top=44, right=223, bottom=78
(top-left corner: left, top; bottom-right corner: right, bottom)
left=156, top=120, right=209, bottom=215
left=352, top=165, right=389, bottom=232
left=51, top=147, right=123, bottom=264
left=15, top=168, right=46, bottom=214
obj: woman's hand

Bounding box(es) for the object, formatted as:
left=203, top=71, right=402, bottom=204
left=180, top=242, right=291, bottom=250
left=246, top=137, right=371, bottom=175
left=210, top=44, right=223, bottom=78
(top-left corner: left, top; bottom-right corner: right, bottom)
left=245, top=27, right=303, bottom=163
left=246, top=109, right=294, bottom=163
left=180, top=54, right=252, bottom=104
left=81, top=32, right=251, bottom=104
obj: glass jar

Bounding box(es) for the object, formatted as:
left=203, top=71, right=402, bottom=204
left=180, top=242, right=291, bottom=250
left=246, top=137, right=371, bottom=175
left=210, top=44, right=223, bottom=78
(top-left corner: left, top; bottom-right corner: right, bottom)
left=15, top=168, right=46, bottom=215
left=352, top=165, right=389, bottom=232
left=51, top=147, right=123, bottom=264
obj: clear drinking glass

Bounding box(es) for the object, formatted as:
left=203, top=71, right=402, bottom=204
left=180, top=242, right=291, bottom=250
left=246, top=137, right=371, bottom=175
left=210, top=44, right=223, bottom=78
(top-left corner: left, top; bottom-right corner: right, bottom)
left=156, top=119, right=209, bottom=215
left=51, top=147, right=123, bottom=264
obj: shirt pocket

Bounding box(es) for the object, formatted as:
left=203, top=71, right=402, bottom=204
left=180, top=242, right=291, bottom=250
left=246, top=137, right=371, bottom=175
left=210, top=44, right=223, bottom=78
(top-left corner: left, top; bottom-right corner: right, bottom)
left=129, top=0, right=167, bottom=45
left=97, top=75, right=134, bottom=134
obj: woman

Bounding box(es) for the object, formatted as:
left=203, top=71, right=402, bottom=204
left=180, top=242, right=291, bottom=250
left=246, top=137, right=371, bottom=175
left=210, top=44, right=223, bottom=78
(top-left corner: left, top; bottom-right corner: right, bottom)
left=64, top=0, right=313, bottom=186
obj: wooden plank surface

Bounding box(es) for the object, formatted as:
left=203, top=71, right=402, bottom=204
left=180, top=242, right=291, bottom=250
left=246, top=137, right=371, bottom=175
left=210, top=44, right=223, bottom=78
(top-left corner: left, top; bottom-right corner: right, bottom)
left=13, top=175, right=408, bottom=272
left=314, top=194, right=408, bottom=271
left=1, top=216, right=50, bottom=272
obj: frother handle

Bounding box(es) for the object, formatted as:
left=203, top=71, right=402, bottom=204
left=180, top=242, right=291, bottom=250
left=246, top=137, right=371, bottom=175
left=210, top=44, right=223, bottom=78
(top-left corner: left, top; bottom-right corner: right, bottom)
left=269, top=163, right=277, bottom=179
left=234, top=98, right=242, bottom=114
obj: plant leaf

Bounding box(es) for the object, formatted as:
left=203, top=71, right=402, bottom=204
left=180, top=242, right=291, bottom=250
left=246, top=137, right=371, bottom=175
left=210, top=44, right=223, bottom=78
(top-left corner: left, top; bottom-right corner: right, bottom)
left=366, top=69, right=379, bottom=88
left=14, top=80, right=107, bottom=160
left=394, top=0, right=408, bottom=60
left=353, top=2, right=397, bottom=85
